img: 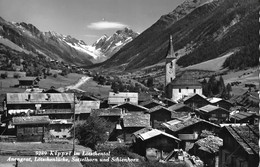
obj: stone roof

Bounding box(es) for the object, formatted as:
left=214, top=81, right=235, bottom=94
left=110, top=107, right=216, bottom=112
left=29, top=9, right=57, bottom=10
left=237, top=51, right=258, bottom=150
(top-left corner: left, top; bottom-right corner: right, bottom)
left=169, top=72, right=202, bottom=88
left=112, top=102, right=148, bottom=111
left=123, top=113, right=150, bottom=128
left=137, top=129, right=180, bottom=141
left=92, top=108, right=122, bottom=116
left=75, top=101, right=100, bottom=114
left=224, top=125, right=259, bottom=155
left=230, top=111, right=256, bottom=121
left=139, top=99, right=166, bottom=107
left=195, top=135, right=223, bottom=153
left=164, top=117, right=220, bottom=132
left=6, top=93, right=74, bottom=104
left=12, top=116, right=50, bottom=125
left=198, top=104, right=229, bottom=113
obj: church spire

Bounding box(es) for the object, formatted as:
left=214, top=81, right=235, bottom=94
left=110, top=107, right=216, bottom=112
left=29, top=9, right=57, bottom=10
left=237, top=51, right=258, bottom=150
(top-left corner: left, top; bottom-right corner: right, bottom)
left=166, top=35, right=176, bottom=59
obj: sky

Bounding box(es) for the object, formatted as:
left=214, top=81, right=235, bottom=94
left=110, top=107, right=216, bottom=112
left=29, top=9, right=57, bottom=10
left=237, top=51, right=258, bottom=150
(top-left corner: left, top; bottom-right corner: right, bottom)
left=0, top=0, right=185, bottom=44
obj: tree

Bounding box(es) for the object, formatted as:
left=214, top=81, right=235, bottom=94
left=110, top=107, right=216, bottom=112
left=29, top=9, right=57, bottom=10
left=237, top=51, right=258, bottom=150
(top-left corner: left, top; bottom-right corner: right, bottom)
left=147, top=77, right=154, bottom=87
left=72, top=114, right=112, bottom=150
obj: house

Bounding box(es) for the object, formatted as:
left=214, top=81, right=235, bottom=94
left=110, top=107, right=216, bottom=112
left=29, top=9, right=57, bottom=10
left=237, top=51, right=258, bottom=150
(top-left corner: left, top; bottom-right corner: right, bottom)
left=208, top=97, right=234, bottom=110
left=75, top=101, right=100, bottom=120
left=190, top=135, right=223, bottom=167
left=12, top=116, right=50, bottom=142
left=112, top=102, right=148, bottom=113
left=160, top=98, right=177, bottom=107
left=182, top=93, right=210, bottom=108
left=167, top=103, right=194, bottom=119
left=5, top=93, right=75, bottom=138
left=219, top=125, right=259, bottom=167
left=163, top=117, right=220, bottom=151
left=229, top=111, right=258, bottom=125
left=139, top=99, right=166, bottom=109
left=149, top=106, right=174, bottom=129
left=108, top=92, right=138, bottom=105
left=198, top=104, right=230, bottom=123
left=18, top=77, right=38, bottom=88
left=49, top=119, right=73, bottom=139
left=93, top=108, right=122, bottom=123
left=119, top=113, right=150, bottom=142
left=132, top=128, right=181, bottom=161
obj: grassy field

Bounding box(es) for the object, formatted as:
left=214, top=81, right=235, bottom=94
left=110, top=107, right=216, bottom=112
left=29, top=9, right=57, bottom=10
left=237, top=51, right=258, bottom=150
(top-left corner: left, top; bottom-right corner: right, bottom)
left=79, top=78, right=112, bottom=99
left=39, top=73, right=85, bottom=90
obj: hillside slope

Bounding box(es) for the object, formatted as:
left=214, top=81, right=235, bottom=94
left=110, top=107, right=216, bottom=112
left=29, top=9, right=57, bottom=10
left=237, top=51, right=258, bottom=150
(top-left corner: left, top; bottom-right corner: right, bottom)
left=99, top=0, right=259, bottom=71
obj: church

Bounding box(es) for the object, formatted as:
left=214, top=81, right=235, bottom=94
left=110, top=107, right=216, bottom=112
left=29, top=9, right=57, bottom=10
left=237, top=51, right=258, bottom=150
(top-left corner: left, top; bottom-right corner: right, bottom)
left=165, top=36, right=203, bottom=102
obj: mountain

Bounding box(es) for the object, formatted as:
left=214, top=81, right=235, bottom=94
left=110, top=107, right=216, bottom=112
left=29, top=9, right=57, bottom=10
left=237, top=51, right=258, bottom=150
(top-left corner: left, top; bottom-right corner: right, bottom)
left=99, top=0, right=259, bottom=71
left=92, top=27, right=139, bottom=59
left=0, top=17, right=105, bottom=66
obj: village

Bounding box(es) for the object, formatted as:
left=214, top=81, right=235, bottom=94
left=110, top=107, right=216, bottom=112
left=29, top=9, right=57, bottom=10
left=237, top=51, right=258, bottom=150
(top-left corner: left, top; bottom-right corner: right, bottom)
left=0, top=36, right=259, bottom=167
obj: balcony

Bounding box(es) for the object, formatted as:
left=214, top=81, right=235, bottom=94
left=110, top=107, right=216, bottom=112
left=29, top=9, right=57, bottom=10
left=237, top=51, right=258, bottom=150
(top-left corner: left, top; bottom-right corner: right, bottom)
left=37, top=109, right=72, bottom=114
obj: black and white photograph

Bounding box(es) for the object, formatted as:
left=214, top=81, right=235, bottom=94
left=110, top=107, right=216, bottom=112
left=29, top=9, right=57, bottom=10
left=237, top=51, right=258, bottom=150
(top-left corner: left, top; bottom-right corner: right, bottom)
left=0, top=0, right=259, bottom=167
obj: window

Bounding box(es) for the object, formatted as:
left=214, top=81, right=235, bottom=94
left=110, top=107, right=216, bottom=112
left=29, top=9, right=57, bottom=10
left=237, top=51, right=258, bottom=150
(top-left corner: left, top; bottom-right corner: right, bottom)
left=179, top=89, right=181, bottom=93
left=194, top=89, right=196, bottom=93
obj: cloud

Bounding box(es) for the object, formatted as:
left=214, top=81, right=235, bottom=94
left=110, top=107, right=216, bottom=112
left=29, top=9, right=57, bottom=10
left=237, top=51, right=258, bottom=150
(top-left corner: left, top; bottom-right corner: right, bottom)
left=87, top=21, right=127, bottom=30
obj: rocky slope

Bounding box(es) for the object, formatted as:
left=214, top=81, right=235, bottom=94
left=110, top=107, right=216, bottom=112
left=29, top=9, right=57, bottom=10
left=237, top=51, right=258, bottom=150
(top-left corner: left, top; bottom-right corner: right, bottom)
left=98, top=0, right=259, bottom=71
left=0, top=17, right=138, bottom=66
left=92, top=27, right=139, bottom=59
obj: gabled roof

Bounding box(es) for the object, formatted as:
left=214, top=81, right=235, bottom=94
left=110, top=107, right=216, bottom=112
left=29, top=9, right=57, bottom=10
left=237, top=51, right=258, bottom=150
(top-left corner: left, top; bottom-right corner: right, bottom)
left=112, top=102, right=148, bottom=111
left=208, top=97, right=233, bottom=104
left=139, top=99, right=166, bottom=107
left=149, top=106, right=172, bottom=113
left=12, top=116, right=50, bottom=125
left=108, top=92, right=138, bottom=105
left=6, top=93, right=74, bottom=104
left=123, top=113, right=150, bottom=128
left=195, top=135, right=223, bottom=153
left=75, top=101, right=100, bottom=114
left=224, top=125, right=259, bottom=155
left=182, top=93, right=207, bottom=102
left=230, top=111, right=256, bottom=121
left=198, top=104, right=229, bottom=113
left=168, top=103, right=191, bottom=111
left=92, top=108, right=122, bottom=116
left=163, top=117, right=220, bottom=133
left=137, top=129, right=180, bottom=141
left=132, top=127, right=153, bottom=137
left=169, top=72, right=202, bottom=88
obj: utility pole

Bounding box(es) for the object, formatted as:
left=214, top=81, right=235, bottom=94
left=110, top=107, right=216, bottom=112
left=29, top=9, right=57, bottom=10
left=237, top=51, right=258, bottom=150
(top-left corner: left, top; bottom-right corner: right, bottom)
left=72, top=93, right=76, bottom=155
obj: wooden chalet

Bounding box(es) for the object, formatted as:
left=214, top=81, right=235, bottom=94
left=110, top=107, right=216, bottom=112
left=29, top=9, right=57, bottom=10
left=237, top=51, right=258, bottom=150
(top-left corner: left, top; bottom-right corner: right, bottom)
left=229, top=111, right=258, bottom=125
left=190, top=135, right=223, bottom=167
left=182, top=93, right=210, bottom=108
left=75, top=101, right=100, bottom=120
left=160, top=98, right=177, bottom=107
left=219, top=125, right=259, bottom=167
left=12, top=116, right=50, bottom=142
left=132, top=128, right=181, bottom=161
left=119, top=113, right=150, bottom=142
left=93, top=108, right=122, bottom=123
left=149, top=106, right=174, bottom=129
left=167, top=103, right=194, bottom=118
left=139, top=99, right=166, bottom=109
left=108, top=92, right=138, bottom=105
left=163, top=117, right=220, bottom=151
left=198, top=104, right=230, bottom=123
left=5, top=93, right=75, bottom=138
left=112, top=102, right=148, bottom=113
left=18, top=77, right=37, bottom=88
left=208, top=97, right=234, bottom=110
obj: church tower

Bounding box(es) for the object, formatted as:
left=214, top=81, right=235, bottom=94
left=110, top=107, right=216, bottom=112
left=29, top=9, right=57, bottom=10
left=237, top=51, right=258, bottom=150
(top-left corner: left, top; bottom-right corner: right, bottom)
left=165, top=35, right=177, bottom=86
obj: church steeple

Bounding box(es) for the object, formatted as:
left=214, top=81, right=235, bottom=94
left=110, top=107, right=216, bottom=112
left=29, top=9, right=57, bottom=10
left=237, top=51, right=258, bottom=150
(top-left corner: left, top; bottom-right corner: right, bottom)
left=165, top=35, right=177, bottom=87
left=166, top=35, right=176, bottom=59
